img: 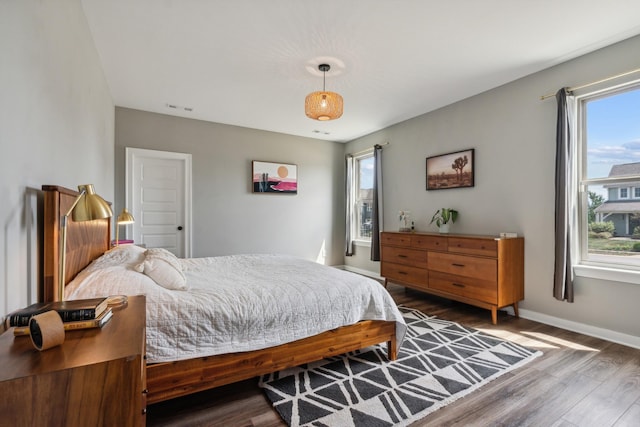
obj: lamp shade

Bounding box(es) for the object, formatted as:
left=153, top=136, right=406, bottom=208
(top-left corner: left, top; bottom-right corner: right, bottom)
left=305, top=91, right=344, bottom=121
left=117, top=207, right=135, bottom=224
left=71, top=184, right=113, bottom=221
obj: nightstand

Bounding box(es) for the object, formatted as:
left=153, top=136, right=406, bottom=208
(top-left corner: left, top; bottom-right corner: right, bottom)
left=0, top=295, right=147, bottom=426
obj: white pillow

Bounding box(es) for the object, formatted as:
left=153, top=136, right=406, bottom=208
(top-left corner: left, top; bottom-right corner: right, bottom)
left=135, top=248, right=188, bottom=290
left=97, top=244, right=147, bottom=268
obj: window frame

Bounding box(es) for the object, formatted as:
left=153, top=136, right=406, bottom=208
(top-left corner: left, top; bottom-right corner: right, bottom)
left=351, top=151, right=374, bottom=244
left=575, top=81, right=640, bottom=283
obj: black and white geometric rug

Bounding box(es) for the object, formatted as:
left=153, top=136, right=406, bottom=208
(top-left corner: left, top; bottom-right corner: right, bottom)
left=259, top=306, right=542, bottom=427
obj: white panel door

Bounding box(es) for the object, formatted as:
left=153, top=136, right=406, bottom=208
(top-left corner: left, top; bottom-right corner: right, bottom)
left=126, top=148, right=192, bottom=257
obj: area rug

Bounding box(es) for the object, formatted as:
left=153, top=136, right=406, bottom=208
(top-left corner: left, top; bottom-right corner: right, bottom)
left=259, top=306, right=542, bottom=427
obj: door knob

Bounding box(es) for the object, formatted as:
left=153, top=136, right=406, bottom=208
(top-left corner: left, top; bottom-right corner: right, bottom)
left=177, top=226, right=183, bottom=231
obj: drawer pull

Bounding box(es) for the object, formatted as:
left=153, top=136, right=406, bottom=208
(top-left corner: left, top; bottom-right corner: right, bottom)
left=452, top=283, right=465, bottom=288
left=451, top=263, right=465, bottom=267
left=398, top=271, right=408, bottom=275
left=397, top=254, right=408, bottom=258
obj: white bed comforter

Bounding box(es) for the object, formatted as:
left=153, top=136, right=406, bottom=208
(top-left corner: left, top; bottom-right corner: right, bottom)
left=65, top=248, right=406, bottom=363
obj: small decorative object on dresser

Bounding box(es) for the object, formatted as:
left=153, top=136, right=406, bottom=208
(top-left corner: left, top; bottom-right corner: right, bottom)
left=398, top=210, right=412, bottom=232
left=380, top=231, right=524, bottom=324
left=430, top=208, right=458, bottom=234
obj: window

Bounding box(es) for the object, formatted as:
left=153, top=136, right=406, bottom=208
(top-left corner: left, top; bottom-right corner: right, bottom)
left=578, top=83, right=640, bottom=274
left=354, top=154, right=374, bottom=241
left=619, top=188, right=629, bottom=199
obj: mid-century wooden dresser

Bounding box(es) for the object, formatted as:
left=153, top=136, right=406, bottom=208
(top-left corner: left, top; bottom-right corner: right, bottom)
left=381, top=232, right=524, bottom=324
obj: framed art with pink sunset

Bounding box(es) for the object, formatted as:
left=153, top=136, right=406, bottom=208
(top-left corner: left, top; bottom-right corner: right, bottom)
left=252, top=161, right=298, bottom=194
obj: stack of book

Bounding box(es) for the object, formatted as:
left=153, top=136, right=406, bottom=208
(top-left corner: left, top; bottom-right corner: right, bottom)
left=7, top=297, right=113, bottom=336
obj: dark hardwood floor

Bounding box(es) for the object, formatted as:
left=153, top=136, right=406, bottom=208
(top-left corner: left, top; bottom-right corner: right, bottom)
left=146, top=283, right=640, bottom=427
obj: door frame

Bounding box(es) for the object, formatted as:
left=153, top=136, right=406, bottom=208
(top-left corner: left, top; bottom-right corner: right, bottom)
left=125, top=147, right=193, bottom=257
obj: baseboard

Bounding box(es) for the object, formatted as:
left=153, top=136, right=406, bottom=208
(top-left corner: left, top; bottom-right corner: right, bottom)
left=518, top=308, right=640, bottom=350
left=338, top=265, right=383, bottom=281
left=336, top=265, right=640, bottom=350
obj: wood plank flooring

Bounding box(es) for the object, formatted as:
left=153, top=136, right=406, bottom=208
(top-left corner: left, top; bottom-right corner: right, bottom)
left=146, top=283, right=640, bottom=427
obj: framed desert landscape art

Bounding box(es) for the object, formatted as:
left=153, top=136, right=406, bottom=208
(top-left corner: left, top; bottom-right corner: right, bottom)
left=426, top=148, right=474, bottom=190
left=252, top=161, right=298, bottom=194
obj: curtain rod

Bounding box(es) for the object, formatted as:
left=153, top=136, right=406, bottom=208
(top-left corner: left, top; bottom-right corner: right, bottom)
left=348, top=142, right=390, bottom=157
left=540, top=67, right=640, bottom=100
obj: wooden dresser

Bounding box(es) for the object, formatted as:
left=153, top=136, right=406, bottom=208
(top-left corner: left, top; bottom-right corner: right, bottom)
left=381, top=232, right=524, bottom=324
left=0, top=295, right=147, bottom=426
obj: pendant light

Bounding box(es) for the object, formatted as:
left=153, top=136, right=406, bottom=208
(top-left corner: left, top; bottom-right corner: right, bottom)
left=305, top=64, right=343, bottom=121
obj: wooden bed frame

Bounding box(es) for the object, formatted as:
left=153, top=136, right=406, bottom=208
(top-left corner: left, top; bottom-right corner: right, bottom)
left=42, top=185, right=398, bottom=404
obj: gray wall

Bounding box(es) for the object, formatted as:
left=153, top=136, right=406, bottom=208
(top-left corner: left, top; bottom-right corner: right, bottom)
left=3, top=0, right=639, bottom=343
left=115, top=108, right=345, bottom=265
left=0, top=0, right=114, bottom=318
left=345, top=35, right=640, bottom=340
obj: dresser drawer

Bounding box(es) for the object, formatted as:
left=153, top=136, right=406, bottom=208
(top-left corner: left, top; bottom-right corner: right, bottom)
left=381, top=232, right=412, bottom=246
left=411, top=234, right=447, bottom=251
left=381, top=262, right=428, bottom=288
left=448, top=237, right=497, bottom=257
left=429, top=271, right=497, bottom=304
left=428, top=251, right=497, bottom=281
left=381, top=245, right=427, bottom=267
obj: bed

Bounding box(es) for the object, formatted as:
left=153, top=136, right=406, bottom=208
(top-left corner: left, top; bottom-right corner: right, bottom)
left=41, top=185, right=406, bottom=404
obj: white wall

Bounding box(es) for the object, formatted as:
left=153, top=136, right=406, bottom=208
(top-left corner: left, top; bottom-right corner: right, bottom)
left=114, top=108, right=345, bottom=265
left=345, top=35, right=640, bottom=341
left=0, top=0, right=114, bottom=318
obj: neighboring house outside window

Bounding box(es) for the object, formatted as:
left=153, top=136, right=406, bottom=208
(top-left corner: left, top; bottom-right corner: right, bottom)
left=355, top=153, right=374, bottom=241
left=593, top=163, right=640, bottom=236
left=358, top=188, right=373, bottom=239
left=578, top=83, right=640, bottom=277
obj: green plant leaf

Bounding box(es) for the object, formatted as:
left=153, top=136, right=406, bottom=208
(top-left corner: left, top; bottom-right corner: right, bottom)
left=431, top=208, right=458, bottom=226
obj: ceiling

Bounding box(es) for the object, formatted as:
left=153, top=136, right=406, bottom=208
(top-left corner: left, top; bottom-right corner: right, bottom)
left=81, top=0, right=640, bottom=143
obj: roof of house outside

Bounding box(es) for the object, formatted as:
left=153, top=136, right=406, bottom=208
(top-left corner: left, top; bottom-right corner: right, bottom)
left=359, top=188, right=374, bottom=200
left=594, top=201, right=640, bottom=213
left=603, top=182, right=640, bottom=188
left=608, top=162, right=640, bottom=177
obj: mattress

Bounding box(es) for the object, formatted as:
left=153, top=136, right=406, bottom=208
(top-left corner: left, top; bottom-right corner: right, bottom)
left=65, top=246, right=406, bottom=363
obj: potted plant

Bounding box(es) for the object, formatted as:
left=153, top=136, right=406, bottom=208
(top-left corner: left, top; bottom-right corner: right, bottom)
left=430, top=208, right=458, bottom=233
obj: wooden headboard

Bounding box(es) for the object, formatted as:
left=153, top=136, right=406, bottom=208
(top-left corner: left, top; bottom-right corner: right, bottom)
left=42, top=185, right=111, bottom=302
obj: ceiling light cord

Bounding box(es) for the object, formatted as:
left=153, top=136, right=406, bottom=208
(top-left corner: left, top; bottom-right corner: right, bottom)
left=322, top=66, right=327, bottom=91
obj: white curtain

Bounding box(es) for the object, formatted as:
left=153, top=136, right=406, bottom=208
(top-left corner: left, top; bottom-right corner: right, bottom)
left=345, top=154, right=354, bottom=256
left=554, top=88, right=578, bottom=302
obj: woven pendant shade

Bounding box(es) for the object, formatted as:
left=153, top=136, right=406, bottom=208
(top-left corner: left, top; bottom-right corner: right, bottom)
left=305, top=91, right=343, bottom=121
left=305, top=63, right=343, bottom=121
